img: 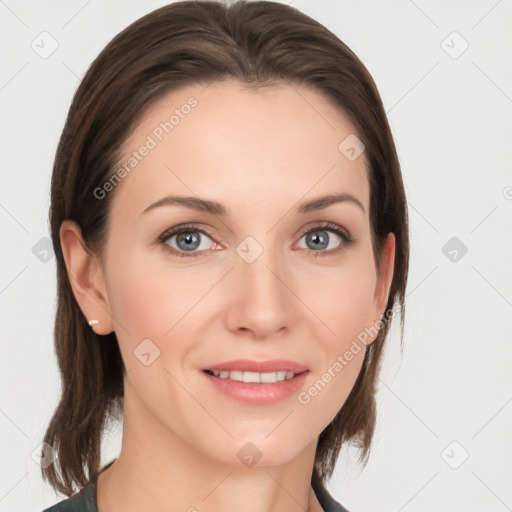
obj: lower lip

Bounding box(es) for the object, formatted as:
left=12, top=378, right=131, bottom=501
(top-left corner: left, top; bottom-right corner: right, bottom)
left=201, top=370, right=310, bottom=404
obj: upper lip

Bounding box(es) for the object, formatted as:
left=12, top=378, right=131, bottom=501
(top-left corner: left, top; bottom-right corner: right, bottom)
left=203, top=359, right=309, bottom=374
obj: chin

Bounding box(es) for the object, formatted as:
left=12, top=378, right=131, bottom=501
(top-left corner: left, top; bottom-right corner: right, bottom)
left=208, top=435, right=308, bottom=470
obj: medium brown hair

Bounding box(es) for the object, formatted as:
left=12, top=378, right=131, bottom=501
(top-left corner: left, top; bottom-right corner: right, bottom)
left=43, top=0, right=409, bottom=496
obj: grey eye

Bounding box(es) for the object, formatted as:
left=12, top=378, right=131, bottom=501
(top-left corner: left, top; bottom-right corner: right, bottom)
left=165, top=230, right=214, bottom=252
left=299, top=229, right=342, bottom=252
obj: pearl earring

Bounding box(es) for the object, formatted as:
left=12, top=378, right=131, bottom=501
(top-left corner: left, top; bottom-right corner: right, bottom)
left=88, top=319, right=99, bottom=327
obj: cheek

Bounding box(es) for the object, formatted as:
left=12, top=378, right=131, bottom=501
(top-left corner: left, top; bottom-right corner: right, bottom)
left=291, top=264, right=374, bottom=427
left=302, top=263, right=376, bottom=346
left=105, top=251, right=192, bottom=339
left=104, top=251, right=214, bottom=383
left=296, top=333, right=366, bottom=438
left=104, top=256, right=197, bottom=421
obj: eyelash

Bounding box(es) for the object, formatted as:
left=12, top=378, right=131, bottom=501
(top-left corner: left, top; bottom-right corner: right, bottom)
left=157, top=221, right=355, bottom=259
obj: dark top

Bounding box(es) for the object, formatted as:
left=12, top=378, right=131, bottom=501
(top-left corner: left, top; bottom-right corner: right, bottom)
left=42, top=459, right=350, bottom=512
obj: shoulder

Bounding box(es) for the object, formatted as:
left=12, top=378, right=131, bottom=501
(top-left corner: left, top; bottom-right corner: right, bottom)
left=311, top=468, right=352, bottom=512
left=41, top=482, right=96, bottom=512
left=41, top=458, right=115, bottom=512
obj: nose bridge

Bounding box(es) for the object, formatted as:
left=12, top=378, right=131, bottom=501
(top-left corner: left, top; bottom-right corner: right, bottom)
left=226, top=233, right=293, bottom=335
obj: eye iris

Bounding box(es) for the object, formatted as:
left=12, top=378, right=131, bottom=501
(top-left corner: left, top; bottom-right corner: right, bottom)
left=307, top=230, right=329, bottom=250
left=177, top=231, right=200, bottom=251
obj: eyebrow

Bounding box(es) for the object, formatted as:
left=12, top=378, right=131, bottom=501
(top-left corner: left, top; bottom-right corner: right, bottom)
left=141, top=192, right=366, bottom=217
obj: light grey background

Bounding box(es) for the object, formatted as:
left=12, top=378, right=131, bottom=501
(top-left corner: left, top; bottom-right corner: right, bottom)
left=1, top=1, right=511, bottom=510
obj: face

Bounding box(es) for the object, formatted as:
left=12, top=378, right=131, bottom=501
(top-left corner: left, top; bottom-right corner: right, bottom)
left=64, top=79, right=395, bottom=469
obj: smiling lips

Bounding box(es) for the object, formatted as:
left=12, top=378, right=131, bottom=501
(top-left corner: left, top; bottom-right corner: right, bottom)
left=201, top=359, right=310, bottom=402
left=203, top=359, right=309, bottom=383
left=205, top=369, right=297, bottom=383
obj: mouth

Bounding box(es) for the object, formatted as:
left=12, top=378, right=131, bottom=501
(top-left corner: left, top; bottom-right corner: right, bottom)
left=202, top=368, right=308, bottom=383
left=201, top=367, right=310, bottom=404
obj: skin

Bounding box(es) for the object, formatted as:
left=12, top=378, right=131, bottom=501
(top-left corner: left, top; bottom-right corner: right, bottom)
left=60, top=78, right=395, bottom=512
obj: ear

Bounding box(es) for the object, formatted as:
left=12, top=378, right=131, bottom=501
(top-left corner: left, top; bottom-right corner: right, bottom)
left=368, top=232, right=396, bottom=344
left=59, top=220, right=114, bottom=335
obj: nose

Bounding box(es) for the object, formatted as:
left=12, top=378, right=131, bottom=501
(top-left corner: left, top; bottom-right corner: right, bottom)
left=223, top=244, right=295, bottom=339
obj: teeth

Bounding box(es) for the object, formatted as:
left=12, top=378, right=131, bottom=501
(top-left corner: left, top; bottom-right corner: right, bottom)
left=209, top=370, right=296, bottom=383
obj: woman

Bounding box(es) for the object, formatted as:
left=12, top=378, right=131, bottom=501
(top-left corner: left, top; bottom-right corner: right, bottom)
left=41, top=1, right=409, bottom=510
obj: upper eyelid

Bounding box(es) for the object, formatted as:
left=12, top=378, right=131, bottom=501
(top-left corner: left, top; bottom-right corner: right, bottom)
left=158, top=223, right=216, bottom=242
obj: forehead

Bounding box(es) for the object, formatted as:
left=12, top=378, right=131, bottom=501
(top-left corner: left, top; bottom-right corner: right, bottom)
left=111, top=79, right=370, bottom=220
